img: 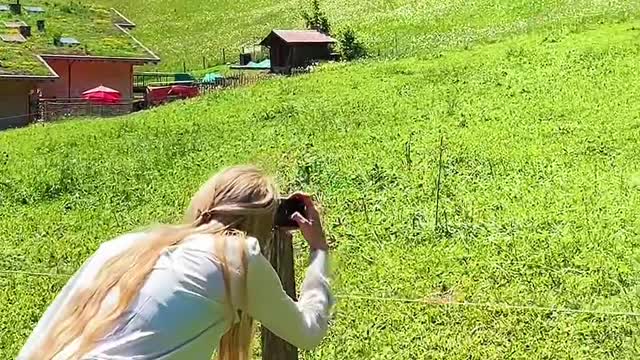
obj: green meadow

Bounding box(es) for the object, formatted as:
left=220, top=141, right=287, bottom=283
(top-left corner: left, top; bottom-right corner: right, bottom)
left=93, top=0, right=639, bottom=70
left=2, top=0, right=640, bottom=359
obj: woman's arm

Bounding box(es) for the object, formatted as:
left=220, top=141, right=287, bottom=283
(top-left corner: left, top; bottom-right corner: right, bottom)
left=244, top=246, right=333, bottom=350
left=243, top=193, right=333, bottom=350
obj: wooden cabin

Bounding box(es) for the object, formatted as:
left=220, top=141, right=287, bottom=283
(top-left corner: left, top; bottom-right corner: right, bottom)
left=0, top=78, right=46, bottom=130
left=259, top=30, right=336, bottom=74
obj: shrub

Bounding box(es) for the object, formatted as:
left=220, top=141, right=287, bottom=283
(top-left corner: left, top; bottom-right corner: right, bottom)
left=302, top=0, right=331, bottom=35
left=340, top=28, right=367, bottom=61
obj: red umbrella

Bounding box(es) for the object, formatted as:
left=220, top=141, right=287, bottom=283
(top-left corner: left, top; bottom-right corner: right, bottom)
left=82, top=85, right=122, bottom=104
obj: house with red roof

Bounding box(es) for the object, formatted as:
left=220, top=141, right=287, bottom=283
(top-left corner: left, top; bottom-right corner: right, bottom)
left=259, top=30, right=336, bottom=74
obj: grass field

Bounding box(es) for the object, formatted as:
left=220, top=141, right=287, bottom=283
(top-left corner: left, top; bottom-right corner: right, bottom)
left=3, top=9, right=640, bottom=356
left=0, top=14, right=640, bottom=359
left=91, top=0, right=640, bottom=71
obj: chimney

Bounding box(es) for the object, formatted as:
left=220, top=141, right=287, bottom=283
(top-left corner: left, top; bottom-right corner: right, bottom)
left=19, top=25, right=31, bottom=38
left=9, top=0, right=20, bottom=14
left=37, top=20, right=45, bottom=32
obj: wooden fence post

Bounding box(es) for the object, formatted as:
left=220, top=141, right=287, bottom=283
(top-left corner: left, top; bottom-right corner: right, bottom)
left=261, top=229, right=298, bottom=360
left=42, top=100, right=47, bottom=122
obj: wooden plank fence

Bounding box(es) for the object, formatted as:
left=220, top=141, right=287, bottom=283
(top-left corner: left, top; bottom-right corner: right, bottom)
left=39, top=98, right=135, bottom=121
left=197, top=73, right=270, bottom=94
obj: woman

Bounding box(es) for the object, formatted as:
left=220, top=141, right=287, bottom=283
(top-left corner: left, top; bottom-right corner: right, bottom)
left=18, top=165, right=333, bottom=360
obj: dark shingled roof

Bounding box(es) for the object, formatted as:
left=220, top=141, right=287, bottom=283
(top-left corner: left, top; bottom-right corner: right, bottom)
left=260, top=30, right=337, bottom=46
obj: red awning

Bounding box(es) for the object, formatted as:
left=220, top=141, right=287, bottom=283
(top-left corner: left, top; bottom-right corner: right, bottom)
left=82, top=85, right=122, bottom=104
left=145, top=85, right=199, bottom=106
left=146, top=86, right=172, bottom=105
left=168, top=85, right=199, bottom=98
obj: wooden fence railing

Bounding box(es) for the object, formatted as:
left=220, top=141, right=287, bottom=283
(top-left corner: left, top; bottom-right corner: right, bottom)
left=197, top=73, right=270, bottom=95
left=39, top=99, right=136, bottom=122
left=134, top=72, right=196, bottom=88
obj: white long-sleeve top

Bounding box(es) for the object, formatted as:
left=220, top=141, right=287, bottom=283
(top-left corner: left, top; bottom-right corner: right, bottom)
left=17, top=232, right=333, bottom=360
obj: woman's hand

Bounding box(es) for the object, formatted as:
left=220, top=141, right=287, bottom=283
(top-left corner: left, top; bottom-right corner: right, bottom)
left=290, top=193, right=328, bottom=251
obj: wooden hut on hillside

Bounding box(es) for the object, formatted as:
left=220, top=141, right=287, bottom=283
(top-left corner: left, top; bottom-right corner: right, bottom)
left=259, top=30, right=336, bottom=74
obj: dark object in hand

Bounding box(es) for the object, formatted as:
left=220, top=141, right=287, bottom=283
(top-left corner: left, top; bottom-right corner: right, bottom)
left=275, top=196, right=307, bottom=228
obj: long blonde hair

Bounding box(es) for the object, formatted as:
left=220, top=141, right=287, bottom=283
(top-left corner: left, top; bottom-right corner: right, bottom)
left=34, top=165, right=278, bottom=360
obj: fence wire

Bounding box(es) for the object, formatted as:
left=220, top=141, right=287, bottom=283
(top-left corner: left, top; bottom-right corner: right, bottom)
left=1, top=269, right=638, bottom=318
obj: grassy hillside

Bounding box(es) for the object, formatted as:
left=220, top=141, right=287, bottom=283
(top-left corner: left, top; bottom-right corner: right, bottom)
left=2, top=17, right=640, bottom=358
left=92, top=0, right=639, bottom=71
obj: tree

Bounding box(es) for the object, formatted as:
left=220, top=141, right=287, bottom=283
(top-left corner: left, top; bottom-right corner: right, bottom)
left=302, top=0, right=331, bottom=35
left=340, top=28, right=367, bottom=61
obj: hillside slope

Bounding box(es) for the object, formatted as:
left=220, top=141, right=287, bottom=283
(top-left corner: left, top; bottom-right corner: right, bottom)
left=2, top=20, right=640, bottom=358
left=92, top=0, right=639, bottom=71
